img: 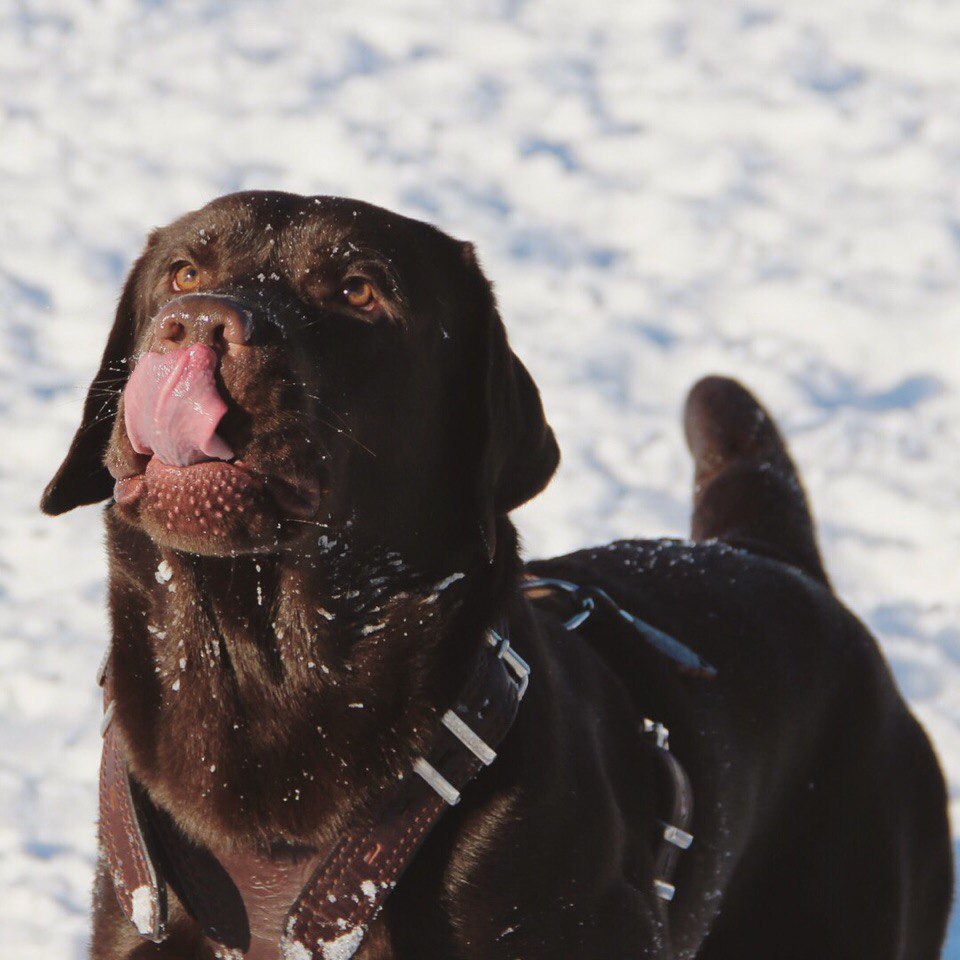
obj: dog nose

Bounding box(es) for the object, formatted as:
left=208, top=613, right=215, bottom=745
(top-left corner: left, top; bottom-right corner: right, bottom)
left=150, top=295, right=254, bottom=354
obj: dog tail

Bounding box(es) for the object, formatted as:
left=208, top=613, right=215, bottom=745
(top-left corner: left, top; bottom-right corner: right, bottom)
left=683, top=376, right=829, bottom=585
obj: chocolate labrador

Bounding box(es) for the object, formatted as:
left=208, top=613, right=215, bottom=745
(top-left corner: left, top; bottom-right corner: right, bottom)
left=42, top=192, right=952, bottom=959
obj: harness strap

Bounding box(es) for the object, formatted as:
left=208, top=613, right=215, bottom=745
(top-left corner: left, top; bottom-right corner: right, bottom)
left=98, top=576, right=703, bottom=953
left=521, top=578, right=716, bottom=678
left=99, top=717, right=167, bottom=941
left=642, top=720, right=694, bottom=905
left=521, top=578, right=702, bottom=907
left=97, top=629, right=528, bottom=960
left=281, top=631, right=526, bottom=959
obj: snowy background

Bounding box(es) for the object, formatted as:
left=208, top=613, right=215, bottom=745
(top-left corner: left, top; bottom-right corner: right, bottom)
left=1, top=0, right=958, bottom=955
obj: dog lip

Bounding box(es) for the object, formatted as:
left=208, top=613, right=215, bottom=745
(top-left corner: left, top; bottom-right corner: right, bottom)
left=114, top=474, right=145, bottom=506
left=111, top=458, right=257, bottom=510
left=111, top=457, right=321, bottom=521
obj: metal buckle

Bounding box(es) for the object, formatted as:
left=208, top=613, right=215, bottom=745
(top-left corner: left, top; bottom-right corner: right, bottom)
left=521, top=578, right=595, bottom=630
left=663, top=824, right=694, bottom=850
left=563, top=599, right=594, bottom=630
left=442, top=710, right=497, bottom=765
left=489, top=631, right=530, bottom=699
left=100, top=700, right=116, bottom=737
left=413, top=757, right=461, bottom=805
left=96, top=645, right=110, bottom=687
left=653, top=879, right=676, bottom=902
left=642, top=718, right=670, bottom=750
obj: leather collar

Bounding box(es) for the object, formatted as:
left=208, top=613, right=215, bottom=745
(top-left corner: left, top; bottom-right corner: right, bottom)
left=97, top=626, right=529, bottom=960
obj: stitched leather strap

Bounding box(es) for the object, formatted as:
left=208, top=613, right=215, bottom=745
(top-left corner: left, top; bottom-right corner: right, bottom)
left=99, top=718, right=167, bottom=941
left=280, top=633, right=525, bottom=959
left=154, top=806, right=323, bottom=957
left=97, top=629, right=527, bottom=959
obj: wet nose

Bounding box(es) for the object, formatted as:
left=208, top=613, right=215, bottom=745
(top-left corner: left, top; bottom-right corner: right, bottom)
left=150, top=295, right=254, bottom=354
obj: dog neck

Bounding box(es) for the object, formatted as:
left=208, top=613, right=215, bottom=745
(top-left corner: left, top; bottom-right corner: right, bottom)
left=103, top=508, right=520, bottom=854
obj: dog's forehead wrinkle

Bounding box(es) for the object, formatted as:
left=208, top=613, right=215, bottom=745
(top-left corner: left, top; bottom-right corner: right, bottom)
left=155, top=230, right=272, bottom=283
left=163, top=200, right=429, bottom=310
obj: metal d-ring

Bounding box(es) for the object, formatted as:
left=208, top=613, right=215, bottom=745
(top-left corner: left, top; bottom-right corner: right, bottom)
left=521, top=578, right=596, bottom=630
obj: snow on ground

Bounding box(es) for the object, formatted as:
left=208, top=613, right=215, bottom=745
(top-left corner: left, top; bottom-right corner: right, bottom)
left=1, top=0, right=958, bottom=955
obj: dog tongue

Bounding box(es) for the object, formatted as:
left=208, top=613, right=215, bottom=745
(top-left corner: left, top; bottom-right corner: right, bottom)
left=123, top=344, right=234, bottom=467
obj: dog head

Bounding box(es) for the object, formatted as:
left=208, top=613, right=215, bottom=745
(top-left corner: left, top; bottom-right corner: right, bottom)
left=42, top=192, right=559, bottom=564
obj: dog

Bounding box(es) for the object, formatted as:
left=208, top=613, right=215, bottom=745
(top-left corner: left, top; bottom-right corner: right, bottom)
left=43, top=191, right=952, bottom=959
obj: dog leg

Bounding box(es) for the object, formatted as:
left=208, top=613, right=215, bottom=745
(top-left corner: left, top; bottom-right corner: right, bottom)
left=683, top=376, right=829, bottom=585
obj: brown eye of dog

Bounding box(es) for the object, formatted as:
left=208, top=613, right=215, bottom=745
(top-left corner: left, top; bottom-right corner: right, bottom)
left=342, top=277, right=377, bottom=310
left=172, top=263, right=201, bottom=292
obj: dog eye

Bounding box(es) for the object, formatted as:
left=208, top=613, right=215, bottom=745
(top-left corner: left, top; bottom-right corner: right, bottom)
left=171, top=262, right=201, bottom=292
left=341, top=277, right=378, bottom=311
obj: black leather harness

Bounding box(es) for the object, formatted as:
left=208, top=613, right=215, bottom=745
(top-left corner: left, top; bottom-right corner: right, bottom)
left=97, top=580, right=710, bottom=957
left=520, top=578, right=708, bottom=907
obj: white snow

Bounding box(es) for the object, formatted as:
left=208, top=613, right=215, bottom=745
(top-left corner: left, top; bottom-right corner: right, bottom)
left=129, top=885, right=154, bottom=937
left=1, top=0, right=958, bottom=957
left=319, top=926, right=366, bottom=960
left=280, top=937, right=314, bottom=960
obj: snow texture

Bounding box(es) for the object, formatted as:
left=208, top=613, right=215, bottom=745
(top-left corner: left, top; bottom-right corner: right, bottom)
left=319, top=926, right=366, bottom=960
left=129, top=885, right=154, bottom=937
left=1, top=0, right=958, bottom=957
left=280, top=938, right=314, bottom=960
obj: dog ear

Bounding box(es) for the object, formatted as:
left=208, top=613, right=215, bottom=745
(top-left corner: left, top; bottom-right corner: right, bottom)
left=40, top=242, right=154, bottom=516
left=463, top=244, right=560, bottom=559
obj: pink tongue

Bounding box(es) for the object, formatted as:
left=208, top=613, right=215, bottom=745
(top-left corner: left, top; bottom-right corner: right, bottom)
left=123, top=344, right=234, bottom=467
